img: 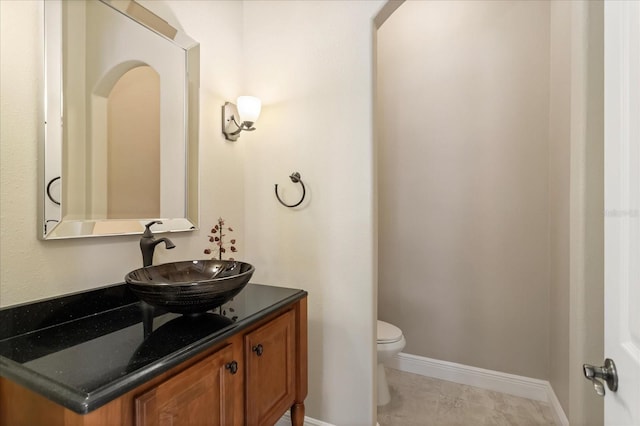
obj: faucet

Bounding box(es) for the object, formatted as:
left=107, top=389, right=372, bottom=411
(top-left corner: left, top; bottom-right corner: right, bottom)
left=140, top=220, right=176, bottom=267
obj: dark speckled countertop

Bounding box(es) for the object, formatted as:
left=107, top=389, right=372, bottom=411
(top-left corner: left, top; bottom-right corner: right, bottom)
left=0, top=283, right=307, bottom=414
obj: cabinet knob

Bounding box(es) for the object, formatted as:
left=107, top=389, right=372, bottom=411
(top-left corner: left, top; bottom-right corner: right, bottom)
left=225, top=360, right=238, bottom=374
left=252, top=344, right=264, bottom=356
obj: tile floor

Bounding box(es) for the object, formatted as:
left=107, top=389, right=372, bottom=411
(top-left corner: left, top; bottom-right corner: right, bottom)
left=377, top=368, right=557, bottom=426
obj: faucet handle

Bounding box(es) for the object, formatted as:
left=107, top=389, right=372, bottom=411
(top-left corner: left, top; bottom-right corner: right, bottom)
left=143, top=220, right=163, bottom=237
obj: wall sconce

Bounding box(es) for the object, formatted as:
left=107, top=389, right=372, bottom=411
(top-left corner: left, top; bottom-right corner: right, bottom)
left=222, top=96, right=261, bottom=141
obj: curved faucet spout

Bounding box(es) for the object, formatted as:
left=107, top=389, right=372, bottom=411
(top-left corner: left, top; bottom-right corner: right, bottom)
left=156, top=238, right=176, bottom=250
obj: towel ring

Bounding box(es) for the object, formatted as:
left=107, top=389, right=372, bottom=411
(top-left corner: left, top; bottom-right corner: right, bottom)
left=46, top=176, right=61, bottom=206
left=275, top=172, right=306, bottom=208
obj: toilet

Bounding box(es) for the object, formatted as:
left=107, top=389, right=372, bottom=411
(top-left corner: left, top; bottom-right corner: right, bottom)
left=377, top=320, right=406, bottom=406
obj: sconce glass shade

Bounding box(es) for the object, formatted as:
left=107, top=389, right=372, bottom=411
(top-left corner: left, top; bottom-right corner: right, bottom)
left=222, top=96, right=261, bottom=141
left=237, top=96, right=261, bottom=124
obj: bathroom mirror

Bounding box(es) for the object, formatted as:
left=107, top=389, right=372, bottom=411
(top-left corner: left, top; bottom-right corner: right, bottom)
left=40, top=0, right=200, bottom=239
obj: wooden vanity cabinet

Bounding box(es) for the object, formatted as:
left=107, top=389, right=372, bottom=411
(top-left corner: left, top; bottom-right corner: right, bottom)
left=134, top=308, right=302, bottom=426
left=245, top=310, right=296, bottom=426
left=0, top=297, right=307, bottom=426
left=135, top=344, right=239, bottom=426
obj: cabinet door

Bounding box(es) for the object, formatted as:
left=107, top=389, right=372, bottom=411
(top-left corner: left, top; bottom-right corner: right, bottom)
left=245, top=310, right=296, bottom=426
left=135, top=344, right=237, bottom=426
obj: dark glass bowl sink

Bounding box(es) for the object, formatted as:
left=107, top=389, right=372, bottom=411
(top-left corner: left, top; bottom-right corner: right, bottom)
left=125, top=260, right=254, bottom=314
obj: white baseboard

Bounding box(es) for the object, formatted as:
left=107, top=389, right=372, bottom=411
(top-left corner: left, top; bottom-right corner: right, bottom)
left=545, top=384, right=570, bottom=426
left=275, top=412, right=335, bottom=426
left=389, top=352, right=569, bottom=426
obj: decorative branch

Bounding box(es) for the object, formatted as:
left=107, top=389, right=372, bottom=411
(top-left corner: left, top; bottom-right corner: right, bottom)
left=204, top=217, right=237, bottom=260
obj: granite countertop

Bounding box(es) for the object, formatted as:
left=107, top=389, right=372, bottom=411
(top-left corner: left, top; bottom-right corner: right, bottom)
left=0, top=283, right=307, bottom=414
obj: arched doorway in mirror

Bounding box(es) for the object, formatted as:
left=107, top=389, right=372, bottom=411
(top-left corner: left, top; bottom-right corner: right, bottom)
left=106, top=65, right=160, bottom=219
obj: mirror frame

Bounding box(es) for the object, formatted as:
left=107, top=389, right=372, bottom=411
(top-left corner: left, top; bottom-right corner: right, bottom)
left=39, top=0, right=200, bottom=240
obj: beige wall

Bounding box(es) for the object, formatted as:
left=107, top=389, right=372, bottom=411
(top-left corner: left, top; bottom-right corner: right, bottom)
left=107, top=66, right=160, bottom=219
left=0, top=0, right=246, bottom=306
left=568, top=1, right=604, bottom=424
left=377, top=0, right=551, bottom=379
left=242, top=1, right=383, bottom=424
left=548, top=0, right=572, bottom=412
left=377, top=2, right=605, bottom=423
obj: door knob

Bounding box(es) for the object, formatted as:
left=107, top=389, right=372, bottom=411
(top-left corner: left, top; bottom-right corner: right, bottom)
left=583, top=358, right=618, bottom=396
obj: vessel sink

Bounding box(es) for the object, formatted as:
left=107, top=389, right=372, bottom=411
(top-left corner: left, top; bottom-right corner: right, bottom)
left=125, top=260, right=254, bottom=314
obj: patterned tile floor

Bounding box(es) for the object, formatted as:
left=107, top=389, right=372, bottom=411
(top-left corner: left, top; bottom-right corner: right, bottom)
left=378, top=368, right=557, bottom=426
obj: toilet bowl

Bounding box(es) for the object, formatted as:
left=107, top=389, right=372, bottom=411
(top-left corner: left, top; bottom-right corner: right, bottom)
left=377, top=320, right=406, bottom=406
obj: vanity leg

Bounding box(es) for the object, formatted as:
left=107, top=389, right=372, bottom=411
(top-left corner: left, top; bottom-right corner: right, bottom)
left=292, top=298, right=307, bottom=426
left=291, top=403, right=305, bottom=426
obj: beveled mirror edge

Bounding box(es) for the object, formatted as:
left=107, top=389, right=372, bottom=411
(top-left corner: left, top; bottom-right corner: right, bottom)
left=186, top=43, right=200, bottom=229
left=45, top=218, right=196, bottom=240
left=39, top=0, right=63, bottom=240
left=39, top=0, right=201, bottom=240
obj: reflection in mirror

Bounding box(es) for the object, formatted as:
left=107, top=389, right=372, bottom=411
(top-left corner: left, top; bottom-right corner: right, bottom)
left=40, top=0, right=200, bottom=239
left=107, top=65, right=160, bottom=219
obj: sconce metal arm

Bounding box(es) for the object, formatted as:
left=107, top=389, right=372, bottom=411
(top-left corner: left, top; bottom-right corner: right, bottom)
left=228, top=115, right=256, bottom=136
left=223, top=101, right=256, bottom=141
left=275, top=172, right=306, bottom=208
